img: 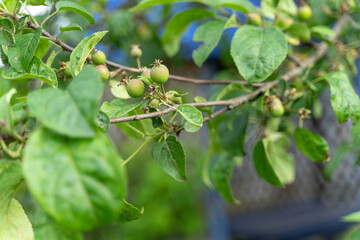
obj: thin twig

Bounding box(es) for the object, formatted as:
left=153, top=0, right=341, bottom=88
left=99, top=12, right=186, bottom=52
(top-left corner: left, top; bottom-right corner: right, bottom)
left=287, top=54, right=303, bottom=67
left=136, top=57, right=141, bottom=70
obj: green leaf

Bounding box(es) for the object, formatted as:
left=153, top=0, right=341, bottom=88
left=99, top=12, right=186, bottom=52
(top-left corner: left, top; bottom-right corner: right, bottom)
left=219, top=112, right=248, bottom=156
left=118, top=200, right=143, bottom=223
left=0, top=199, right=34, bottom=240
left=207, top=0, right=257, bottom=13
left=285, top=23, right=311, bottom=42
left=12, top=102, right=26, bottom=123
left=152, top=135, right=187, bottom=182
left=325, top=72, right=360, bottom=124
left=100, top=99, right=143, bottom=119
left=0, top=160, right=24, bottom=238
left=176, top=104, right=203, bottom=127
left=138, top=76, right=153, bottom=86
left=311, top=26, right=335, bottom=37
left=253, top=140, right=282, bottom=186
left=253, top=133, right=294, bottom=186
left=27, top=0, right=46, bottom=5
left=56, top=1, right=95, bottom=24
left=183, top=120, right=202, bottom=133
left=46, top=50, right=60, bottom=67
left=311, top=25, right=335, bottom=40
left=60, top=23, right=83, bottom=32
left=0, top=160, right=23, bottom=204
left=70, top=31, right=107, bottom=76
left=23, top=128, right=127, bottom=231
left=27, top=66, right=102, bottom=138
left=109, top=80, right=131, bottom=99
left=0, top=70, right=12, bottom=98
left=162, top=8, right=214, bottom=57
left=192, top=20, right=226, bottom=67
left=35, top=37, right=52, bottom=59
left=33, top=212, right=82, bottom=240
left=28, top=88, right=95, bottom=138
left=0, top=18, right=15, bottom=46
left=261, top=0, right=297, bottom=19
left=0, top=161, right=24, bottom=238
left=0, top=88, right=17, bottom=135
left=2, top=56, right=58, bottom=87
left=231, top=26, right=288, bottom=83
left=294, top=128, right=330, bottom=162
left=7, top=27, right=42, bottom=72
left=95, top=111, right=110, bottom=133
left=224, top=13, right=237, bottom=29
left=66, top=66, right=103, bottom=124
left=17, top=16, right=30, bottom=32
left=350, top=230, right=360, bottom=240
left=209, top=153, right=240, bottom=204
left=342, top=211, right=360, bottom=222
left=3, top=0, right=18, bottom=12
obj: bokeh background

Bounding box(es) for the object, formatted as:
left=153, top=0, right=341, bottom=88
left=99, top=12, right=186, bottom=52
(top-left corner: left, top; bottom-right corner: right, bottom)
left=2, top=0, right=360, bottom=239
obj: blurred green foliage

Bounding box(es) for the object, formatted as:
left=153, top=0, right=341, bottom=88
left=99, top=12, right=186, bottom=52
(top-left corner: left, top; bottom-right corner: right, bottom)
left=84, top=135, right=206, bottom=240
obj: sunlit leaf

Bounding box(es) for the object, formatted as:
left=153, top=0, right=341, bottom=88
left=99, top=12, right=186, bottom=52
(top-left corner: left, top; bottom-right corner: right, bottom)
left=70, top=31, right=107, bottom=76
left=56, top=1, right=95, bottom=24
left=325, top=72, right=360, bottom=124
left=231, top=26, right=288, bottom=83
left=152, top=135, right=187, bottom=182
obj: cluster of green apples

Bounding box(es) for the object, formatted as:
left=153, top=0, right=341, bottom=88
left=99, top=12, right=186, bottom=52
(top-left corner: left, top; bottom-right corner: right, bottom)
left=126, top=59, right=169, bottom=98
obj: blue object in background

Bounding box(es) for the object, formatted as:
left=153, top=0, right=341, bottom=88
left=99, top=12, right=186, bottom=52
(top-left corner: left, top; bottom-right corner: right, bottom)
left=206, top=190, right=230, bottom=240
left=106, top=0, right=128, bottom=10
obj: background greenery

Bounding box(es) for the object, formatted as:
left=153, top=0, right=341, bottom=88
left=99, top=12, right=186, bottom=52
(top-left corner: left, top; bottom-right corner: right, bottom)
left=1, top=0, right=360, bottom=239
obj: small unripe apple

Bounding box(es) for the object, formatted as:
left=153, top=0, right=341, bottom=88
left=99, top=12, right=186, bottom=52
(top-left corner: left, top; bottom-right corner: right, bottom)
left=151, top=60, right=169, bottom=84
left=275, top=17, right=294, bottom=30
left=130, top=45, right=142, bottom=58
left=92, top=50, right=106, bottom=65
left=96, top=65, right=110, bottom=82
left=126, top=79, right=145, bottom=98
left=298, top=5, right=312, bottom=21
left=269, top=97, right=284, bottom=117
left=63, top=62, right=72, bottom=77
left=286, top=36, right=300, bottom=46
left=247, top=13, right=262, bottom=26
